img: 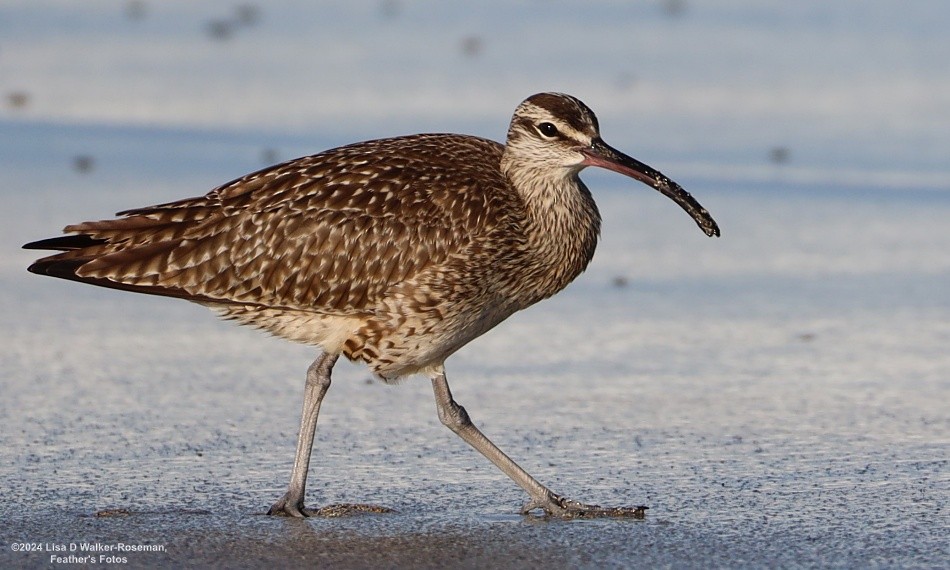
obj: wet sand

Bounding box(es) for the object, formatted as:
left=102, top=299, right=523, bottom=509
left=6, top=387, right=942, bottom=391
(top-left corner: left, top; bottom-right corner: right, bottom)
left=3, top=131, right=948, bottom=566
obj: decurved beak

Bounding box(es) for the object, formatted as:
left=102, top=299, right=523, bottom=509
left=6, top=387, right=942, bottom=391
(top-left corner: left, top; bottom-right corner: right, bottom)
left=580, top=139, right=720, bottom=237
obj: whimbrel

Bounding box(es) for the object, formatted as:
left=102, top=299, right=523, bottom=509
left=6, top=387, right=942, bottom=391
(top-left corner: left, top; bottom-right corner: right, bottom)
left=25, top=93, right=719, bottom=518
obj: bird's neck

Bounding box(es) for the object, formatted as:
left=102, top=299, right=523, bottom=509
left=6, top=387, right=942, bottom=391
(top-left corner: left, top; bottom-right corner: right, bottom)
left=502, top=162, right=602, bottom=303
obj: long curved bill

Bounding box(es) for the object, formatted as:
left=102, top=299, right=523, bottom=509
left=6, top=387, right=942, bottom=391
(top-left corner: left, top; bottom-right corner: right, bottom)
left=580, top=139, right=720, bottom=237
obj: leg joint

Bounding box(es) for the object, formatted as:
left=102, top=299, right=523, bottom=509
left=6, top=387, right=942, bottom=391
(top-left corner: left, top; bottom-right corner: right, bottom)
left=437, top=400, right=472, bottom=432
left=306, top=352, right=338, bottom=390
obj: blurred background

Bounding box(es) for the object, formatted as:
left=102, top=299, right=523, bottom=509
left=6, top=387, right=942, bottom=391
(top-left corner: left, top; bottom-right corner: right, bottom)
left=2, top=0, right=948, bottom=191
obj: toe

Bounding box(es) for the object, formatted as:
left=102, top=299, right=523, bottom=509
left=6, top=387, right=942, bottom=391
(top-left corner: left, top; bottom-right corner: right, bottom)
left=266, top=496, right=308, bottom=517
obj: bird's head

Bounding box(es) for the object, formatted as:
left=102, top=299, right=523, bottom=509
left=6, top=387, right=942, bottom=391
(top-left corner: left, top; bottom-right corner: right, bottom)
left=504, top=92, right=720, bottom=237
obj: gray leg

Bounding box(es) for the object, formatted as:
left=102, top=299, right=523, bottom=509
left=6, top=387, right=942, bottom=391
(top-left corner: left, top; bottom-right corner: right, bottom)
left=267, top=352, right=339, bottom=517
left=430, top=368, right=647, bottom=518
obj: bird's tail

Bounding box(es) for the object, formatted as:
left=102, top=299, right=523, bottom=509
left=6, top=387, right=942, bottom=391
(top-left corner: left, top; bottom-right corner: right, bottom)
left=24, top=207, right=219, bottom=303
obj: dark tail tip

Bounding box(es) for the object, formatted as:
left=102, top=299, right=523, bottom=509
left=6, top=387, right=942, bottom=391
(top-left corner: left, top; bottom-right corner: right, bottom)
left=26, top=258, right=84, bottom=278
left=23, top=234, right=105, bottom=251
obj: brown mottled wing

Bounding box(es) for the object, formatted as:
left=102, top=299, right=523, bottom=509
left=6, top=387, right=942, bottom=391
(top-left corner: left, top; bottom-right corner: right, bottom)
left=26, top=134, right=511, bottom=314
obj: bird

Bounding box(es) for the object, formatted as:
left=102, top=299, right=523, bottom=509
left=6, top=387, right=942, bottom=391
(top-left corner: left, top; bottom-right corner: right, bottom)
left=24, top=92, right=719, bottom=518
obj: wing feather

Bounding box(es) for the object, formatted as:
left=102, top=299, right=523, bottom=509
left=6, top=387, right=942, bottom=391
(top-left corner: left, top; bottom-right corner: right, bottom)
left=25, top=134, right=517, bottom=315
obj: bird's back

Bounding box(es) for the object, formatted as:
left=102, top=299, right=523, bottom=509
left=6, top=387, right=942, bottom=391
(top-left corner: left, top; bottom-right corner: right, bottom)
left=26, top=134, right=542, bottom=377
left=30, top=135, right=506, bottom=305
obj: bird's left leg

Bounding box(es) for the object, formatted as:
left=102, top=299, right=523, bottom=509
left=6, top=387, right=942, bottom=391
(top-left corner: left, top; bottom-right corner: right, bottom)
left=429, top=368, right=646, bottom=518
left=267, top=352, right=338, bottom=517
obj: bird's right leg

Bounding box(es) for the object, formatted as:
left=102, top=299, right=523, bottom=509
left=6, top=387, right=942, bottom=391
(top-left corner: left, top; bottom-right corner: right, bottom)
left=430, top=368, right=646, bottom=518
left=267, top=351, right=338, bottom=517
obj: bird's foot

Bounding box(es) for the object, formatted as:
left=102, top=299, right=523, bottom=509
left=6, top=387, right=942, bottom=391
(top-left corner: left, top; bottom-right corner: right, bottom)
left=267, top=496, right=394, bottom=518
left=266, top=493, right=308, bottom=517
left=521, top=493, right=647, bottom=519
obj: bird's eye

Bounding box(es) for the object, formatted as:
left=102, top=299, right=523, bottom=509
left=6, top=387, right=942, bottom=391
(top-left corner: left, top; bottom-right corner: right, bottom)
left=537, top=122, right=559, bottom=138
